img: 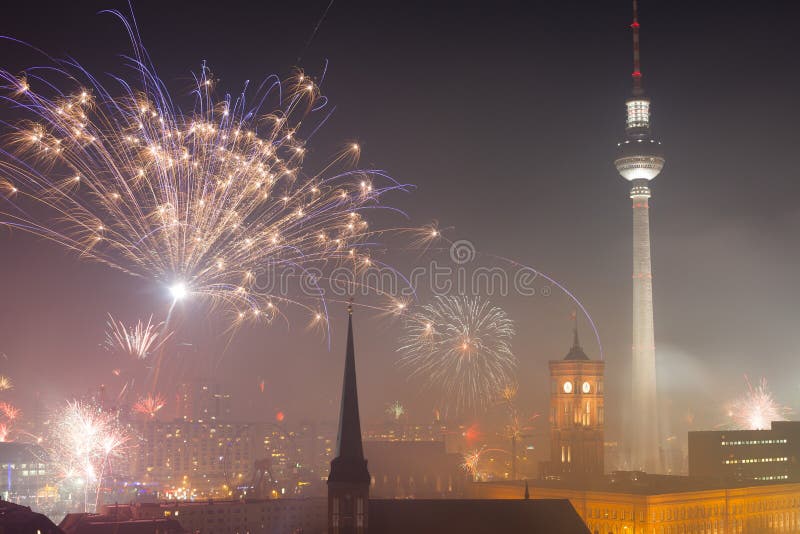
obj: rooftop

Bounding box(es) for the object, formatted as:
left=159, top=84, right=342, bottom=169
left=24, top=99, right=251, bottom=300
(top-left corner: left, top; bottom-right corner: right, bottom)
left=478, top=471, right=800, bottom=496
left=369, top=498, right=589, bottom=534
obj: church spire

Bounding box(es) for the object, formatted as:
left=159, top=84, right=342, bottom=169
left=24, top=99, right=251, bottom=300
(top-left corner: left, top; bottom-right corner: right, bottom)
left=328, top=304, right=370, bottom=484
left=328, top=305, right=370, bottom=534
left=564, top=311, right=589, bottom=361
left=572, top=310, right=580, bottom=349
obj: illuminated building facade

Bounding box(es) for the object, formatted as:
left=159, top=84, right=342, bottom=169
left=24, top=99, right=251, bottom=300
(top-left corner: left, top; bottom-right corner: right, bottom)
left=174, top=382, right=193, bottom=422
left=0, top=442, right=49, bottom=508
left=469, top=475, right=800, bottom=534
left=131, top=419, right=331, bottom=498
left=174, top=382, right=232, bottom=422
left=363, top=421, right=450, bottom=443
left=614, top=0, right=665, bottom=474
left=132, top=420, right=261, bottom=497
left=543, top=322, right=605, bottom=477
left=689, top=421, right=800, bottom=483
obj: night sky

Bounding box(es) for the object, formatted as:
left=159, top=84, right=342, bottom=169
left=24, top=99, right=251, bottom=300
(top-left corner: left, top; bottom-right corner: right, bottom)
left=2, top=0, right=800, bottom=454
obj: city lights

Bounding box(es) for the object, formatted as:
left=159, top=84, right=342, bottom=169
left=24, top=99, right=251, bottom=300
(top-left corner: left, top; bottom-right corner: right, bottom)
left=0, top=1, right=796, bottom=533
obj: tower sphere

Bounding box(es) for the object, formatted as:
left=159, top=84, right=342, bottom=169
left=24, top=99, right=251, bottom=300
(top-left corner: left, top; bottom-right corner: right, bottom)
left=614, top=141, right=665, bottom=181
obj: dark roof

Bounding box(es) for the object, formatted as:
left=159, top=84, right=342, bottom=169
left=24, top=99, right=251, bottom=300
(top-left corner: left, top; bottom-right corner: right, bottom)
left=480, top=470, right=790, bottom=496
left=563, top=324, right=589, bottom=361
left=59, top=514, right=186, bottom=534
left=328, top=309, right=370, bottom=485
left=363, top=440, right=463, bottom=478
left=563, top=345, right=590, bottom=361
left=0, top=499, right=63, bottom=534
left=369, top=499, right=590, bottom=534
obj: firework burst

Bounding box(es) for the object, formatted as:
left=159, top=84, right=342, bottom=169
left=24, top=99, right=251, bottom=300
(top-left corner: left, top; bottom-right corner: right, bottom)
left=132, top=393, right=166, bottom=418
left=462, top=447, right=484, bottom=478
left=0, top=22, right=412, bottom=330
left=47, top=401, right=131, bottom=511
left=398, top=296, right=516, bottom=414
left=386, top=401, right=405, bottom=421
left=461, top=447, right=511, bottom=481
left=0, top=402, right=20, bottom=421
left=105, top=314, right=171, bottom=359
left=727, top=377, right=791, bottom=430
left=0, top=376, right=12, bottom=391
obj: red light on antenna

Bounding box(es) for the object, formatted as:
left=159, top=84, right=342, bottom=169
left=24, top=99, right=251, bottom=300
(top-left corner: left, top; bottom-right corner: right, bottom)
left=632, top=71, right=642, bottom=78
left=631, top=22, right=640, bottom=28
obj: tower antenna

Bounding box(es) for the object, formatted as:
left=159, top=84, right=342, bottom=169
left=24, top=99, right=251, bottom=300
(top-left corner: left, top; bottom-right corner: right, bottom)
left=631, top=0, right=644, bottom=96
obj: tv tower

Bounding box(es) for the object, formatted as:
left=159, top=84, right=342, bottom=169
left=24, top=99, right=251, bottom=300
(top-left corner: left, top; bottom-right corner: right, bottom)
left=614, top=0, right=664, bottom=473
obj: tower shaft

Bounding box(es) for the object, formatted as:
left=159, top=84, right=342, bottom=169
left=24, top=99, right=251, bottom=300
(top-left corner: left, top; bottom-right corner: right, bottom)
left=615, top=0, right=665, bottom=473
left=631, top=184, right=659, bottom=472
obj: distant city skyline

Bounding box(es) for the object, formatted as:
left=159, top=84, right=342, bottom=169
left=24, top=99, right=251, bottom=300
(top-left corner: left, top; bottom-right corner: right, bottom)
left=0, top=0, right=799, bottom=489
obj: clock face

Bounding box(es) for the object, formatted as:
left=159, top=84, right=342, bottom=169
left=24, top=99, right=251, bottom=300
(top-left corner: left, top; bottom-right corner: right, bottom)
left=563, top=381, right=573, bottom=394
left=582, top=381, right=591, bottom=394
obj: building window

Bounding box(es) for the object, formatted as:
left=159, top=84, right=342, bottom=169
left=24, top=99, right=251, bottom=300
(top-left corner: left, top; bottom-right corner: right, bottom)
left=332, top=497, right=339, bottom=529
left=626, top=99, right=650, bottom=129
left=356, top=497, right=365, bottom=529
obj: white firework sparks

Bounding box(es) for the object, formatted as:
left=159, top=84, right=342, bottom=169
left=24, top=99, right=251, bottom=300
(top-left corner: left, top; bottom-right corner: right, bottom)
left=727, top=377, right=791, bottom=430
left=397, top=295, right=516, bottom=414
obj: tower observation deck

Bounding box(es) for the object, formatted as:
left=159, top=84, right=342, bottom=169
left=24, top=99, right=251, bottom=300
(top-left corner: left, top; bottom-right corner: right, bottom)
left=613, top=0, right=664, bottom=473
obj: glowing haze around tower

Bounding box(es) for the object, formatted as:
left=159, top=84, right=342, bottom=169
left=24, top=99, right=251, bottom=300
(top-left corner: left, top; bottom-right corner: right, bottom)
left=614, top=0, right=664, bottom=473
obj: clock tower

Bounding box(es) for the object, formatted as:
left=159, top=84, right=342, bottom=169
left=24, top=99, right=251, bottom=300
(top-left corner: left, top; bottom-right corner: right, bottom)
left=547, top=317, right=605, bottom=477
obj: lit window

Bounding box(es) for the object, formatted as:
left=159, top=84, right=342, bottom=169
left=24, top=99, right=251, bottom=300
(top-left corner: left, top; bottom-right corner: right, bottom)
left=626, top=99, right=650, bottom=129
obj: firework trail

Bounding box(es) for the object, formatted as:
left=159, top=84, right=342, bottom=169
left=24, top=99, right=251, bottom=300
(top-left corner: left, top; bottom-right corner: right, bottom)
left=104, top=314, right=173, bottom=403
left=132, top=393, right=166, bottom=418
left=0, top=17, right=413, bottom=332
left=500, top=385, right=524, bottom=439
left=398, top=296, right=516, bottom=414
left=386, top=401, right=405, bottom=420
left=46, top=401, right=131, bottom=512
left=727, top=376, right=791, bottom=430
left=105, top=314, right=172, bottom=360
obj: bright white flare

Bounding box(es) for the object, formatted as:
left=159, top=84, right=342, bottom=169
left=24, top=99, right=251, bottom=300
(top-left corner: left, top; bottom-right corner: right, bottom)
left=169, top=282, right=188, bottom=302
